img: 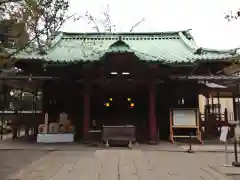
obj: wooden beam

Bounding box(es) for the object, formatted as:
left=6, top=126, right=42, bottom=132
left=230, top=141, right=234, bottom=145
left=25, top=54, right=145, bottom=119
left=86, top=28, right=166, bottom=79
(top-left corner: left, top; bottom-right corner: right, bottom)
left=75, top=78, right=163, bottom=84
left=171, top=75, right=240, bottom=81
left=0, top=76, right=61, bottom=80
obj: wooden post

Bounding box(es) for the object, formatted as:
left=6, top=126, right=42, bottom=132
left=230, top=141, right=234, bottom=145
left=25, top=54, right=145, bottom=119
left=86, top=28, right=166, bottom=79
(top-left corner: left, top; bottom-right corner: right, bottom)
left=237, top=84, right=240, bottom=121
left=204, top=94, right=209, bottom=135
left=207, top=94, right=210, bottom=113
left=169, top=109, right=174, bottom=143
left=83, top=84, right=91, bottom=139
left=224, top=108, right=228, bottom=122
left=148, top=83, right=157, bottom=144
left=34, top=89, right=38, bottom=136
left=217, top=91, right=221, bottom=118
left=211, top=95, right=214, bottom=113
left=233, top=92, right=237, bottom=121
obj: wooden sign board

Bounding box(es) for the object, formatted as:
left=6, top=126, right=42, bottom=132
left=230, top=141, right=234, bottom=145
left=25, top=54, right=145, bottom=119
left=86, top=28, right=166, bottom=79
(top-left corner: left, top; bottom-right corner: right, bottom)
left=172, top=109, right=197, bottom=126
left=169, top=108, right=202, bottom=143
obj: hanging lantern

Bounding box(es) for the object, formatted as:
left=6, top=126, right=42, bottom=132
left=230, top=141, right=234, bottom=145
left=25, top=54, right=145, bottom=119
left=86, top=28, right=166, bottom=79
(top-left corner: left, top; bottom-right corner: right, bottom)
left=104, top=102, right=110, bottom=107
left=109, top=98, right=113, bottom=101
left=127, top=98, right=131, bottom=102
left=130, top=102, right=135, bottom=108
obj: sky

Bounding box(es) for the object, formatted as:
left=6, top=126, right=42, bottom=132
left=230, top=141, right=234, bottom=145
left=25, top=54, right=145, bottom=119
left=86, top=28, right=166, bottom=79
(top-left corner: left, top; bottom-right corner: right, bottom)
left=61, top=0, right=240, bottom=50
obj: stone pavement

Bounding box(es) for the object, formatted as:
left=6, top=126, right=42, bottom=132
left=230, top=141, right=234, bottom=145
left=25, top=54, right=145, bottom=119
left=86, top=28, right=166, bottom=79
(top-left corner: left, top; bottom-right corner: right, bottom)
left=0, top=141, right=96, bottom=151
left=1, top=140, right=240, bottom=153
left=0, top=150, right=49, bottom=180
left=8, top=150, right=231, bottom=180
left=194, top=152, right=240, bottom=180
left=0, top=141, right=184, bottom=151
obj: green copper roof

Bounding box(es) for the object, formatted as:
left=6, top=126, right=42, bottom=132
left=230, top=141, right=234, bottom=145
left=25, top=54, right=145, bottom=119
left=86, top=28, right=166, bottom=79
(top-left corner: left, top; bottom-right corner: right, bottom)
left=13, top=30, right=240, bottom=64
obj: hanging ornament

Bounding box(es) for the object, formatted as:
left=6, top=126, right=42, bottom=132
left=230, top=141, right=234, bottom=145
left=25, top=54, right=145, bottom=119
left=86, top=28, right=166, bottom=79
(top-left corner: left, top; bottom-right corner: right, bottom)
left=181, top=98, right=184, bottom=105
left=104, top=102, right=110, bottom=107
left=130, top=102, right=135, bottom=108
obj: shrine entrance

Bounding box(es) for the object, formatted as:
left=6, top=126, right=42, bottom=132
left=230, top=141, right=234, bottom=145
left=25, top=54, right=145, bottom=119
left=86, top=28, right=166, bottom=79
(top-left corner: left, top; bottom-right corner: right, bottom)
left=101, top=92, right=136, bottom=126
left=91, top=82, right=149, bottom=141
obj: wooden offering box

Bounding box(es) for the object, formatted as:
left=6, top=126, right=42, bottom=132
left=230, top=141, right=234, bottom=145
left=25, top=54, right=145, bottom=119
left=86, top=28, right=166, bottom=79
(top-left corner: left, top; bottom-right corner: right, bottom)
left=102, top=125, right=136, bottom=148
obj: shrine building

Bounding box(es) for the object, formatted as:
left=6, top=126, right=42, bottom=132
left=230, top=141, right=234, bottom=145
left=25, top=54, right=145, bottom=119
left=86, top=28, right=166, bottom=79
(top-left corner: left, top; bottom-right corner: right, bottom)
left=7, top=29, right=240, bottom=143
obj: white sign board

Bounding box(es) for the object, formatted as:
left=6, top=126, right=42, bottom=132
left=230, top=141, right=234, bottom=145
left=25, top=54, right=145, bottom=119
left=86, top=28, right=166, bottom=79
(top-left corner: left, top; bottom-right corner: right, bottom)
left=220, top=126, right=230, bottom=142
left=173, top=109, right=197, bottom=126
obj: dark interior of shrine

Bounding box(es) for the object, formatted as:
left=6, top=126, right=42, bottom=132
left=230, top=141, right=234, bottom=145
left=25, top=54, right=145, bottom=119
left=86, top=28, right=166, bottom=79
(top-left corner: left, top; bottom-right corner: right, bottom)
left=91, top=82, right=149, bottom=141
left=40, top=78, right=200, bottom=141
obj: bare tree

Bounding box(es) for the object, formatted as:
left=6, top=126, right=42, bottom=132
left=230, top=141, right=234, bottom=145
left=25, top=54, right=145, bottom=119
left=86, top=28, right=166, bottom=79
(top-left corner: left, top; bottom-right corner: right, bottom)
left=225, top=9, right=240, bottom=21
left=84, top=5, right=145, bottom=32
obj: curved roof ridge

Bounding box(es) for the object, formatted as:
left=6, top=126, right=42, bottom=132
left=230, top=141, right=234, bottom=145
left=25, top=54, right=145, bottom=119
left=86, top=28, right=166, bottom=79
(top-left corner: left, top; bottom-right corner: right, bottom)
left=178, top=30, right=239, bottom=55
left=59, top=29, right=192, bottom=36
left=47, top=32, right=64, bottom=51
left=178, top=31, right=199, bottom=51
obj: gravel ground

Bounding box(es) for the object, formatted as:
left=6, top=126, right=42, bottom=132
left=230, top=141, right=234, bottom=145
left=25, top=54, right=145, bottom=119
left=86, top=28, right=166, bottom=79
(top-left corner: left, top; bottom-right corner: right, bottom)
left=0, top=150, right=50, bottom=180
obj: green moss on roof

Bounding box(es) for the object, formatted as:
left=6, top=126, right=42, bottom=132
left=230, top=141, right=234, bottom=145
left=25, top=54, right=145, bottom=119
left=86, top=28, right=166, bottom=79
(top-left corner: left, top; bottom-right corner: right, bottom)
left=13, top=30, right=240, bottom=64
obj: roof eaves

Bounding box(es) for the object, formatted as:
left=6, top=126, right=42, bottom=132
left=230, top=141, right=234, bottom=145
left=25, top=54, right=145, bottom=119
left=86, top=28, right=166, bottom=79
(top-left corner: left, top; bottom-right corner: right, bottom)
left=193, top=55, right=239, bottom=63
left=178, top=31, right=239, bottom=56
left=163, top=59, right=196, bottom=65
left=200, top=47, right=238, bottom=55
left=60, top=29, right=193, bottom=38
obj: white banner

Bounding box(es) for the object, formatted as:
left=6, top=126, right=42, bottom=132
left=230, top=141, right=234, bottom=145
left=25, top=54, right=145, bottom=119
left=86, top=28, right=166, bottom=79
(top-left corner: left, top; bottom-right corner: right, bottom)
left=220, top=126, right=230, bottom=142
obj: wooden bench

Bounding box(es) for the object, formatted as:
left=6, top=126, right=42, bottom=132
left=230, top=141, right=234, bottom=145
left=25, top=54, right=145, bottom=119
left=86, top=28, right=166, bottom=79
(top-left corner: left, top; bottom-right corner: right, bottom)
left=102, top=125, right=136, bottom=148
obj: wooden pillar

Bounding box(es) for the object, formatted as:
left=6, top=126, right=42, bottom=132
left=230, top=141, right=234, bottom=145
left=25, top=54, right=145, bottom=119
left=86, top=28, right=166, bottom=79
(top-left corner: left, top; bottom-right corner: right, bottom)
left=233, top=92, right=237, bottom=121
left=83, top=84, right=91, bottom=139
left=217, top=92, right=220, bottom=114
left=237, top=84, right=240, bottom=121
left=148, top=83, right=157, bottom=144
left=224, top=108, right=228, bottom=122
left=237, top=97, right=240, bottom=121
left=205, top=94, right=210, bottom=135
left=211, top=95, right=214, bottom=113
left=206, top=94, right=210, bottom=113
left=234, top=84, right=240, bottom=122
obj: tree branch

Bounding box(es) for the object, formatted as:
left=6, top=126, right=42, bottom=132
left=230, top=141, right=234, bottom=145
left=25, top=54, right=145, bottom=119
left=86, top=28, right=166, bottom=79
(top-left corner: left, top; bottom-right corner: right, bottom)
left=225, top=9, right=240, bottom=21
left=129, top=18, right=145, bottom=32
left=7, top=34, right=38, bottom=58
left=85, top=11, right=100, bottom=32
